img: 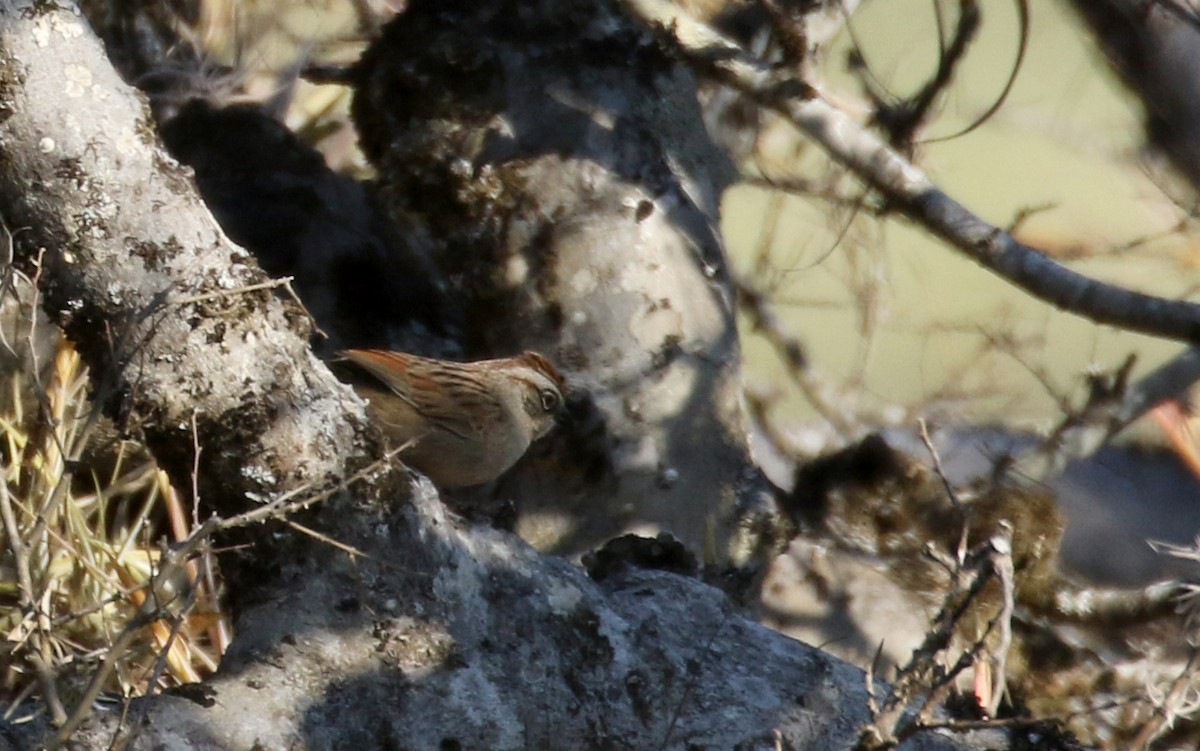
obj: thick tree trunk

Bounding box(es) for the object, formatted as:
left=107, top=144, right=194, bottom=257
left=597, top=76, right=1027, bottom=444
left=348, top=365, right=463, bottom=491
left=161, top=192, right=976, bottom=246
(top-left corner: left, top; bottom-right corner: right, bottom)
left=0, top=1, right=1002, bottom=749
left=0, top=2, right=370, bottom=517
left=349, top=0, right=777, bottom=562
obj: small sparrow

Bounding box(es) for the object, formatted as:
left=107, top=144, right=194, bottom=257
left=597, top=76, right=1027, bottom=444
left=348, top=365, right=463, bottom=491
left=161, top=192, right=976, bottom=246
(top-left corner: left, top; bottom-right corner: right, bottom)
left=338, top=349, right=567, bottom=487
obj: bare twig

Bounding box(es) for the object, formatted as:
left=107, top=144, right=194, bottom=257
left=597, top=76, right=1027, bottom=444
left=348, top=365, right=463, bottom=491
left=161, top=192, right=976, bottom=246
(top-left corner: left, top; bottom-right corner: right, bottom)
left=982, top=529, right=1014, bottom=719
left=285, top=520, right=372, bottom=559
left=1131, top=645, right=1200, bottom=750
left=659, top=610, right=729, bottom=750
left=917, top=417, right=968, bottom=562
left=871, top=0, right=981, bottom=151
left=760, top=0, right=810, bottom=70
left=42, top=444, right=404, bottom=749
left=740, top=175, right=869, bottom=211
left=169, top=276, right=326, bottom=340
left=0, top=469, right=36, bottom=641
left=737, top=277, right=865, bottom=439
left=922, top=0, right=1030, bottom=145
left=45, top=545, right=195, bottom=751
left=1016, top=348, right=1200, bottom=481
left=858, top=532, right=1011, bottom=748
left=214, top=445, right=406, bottom=534
left=631, top=0, right=1200, bottom=484
left=620, top=0, right=1200, bottom=344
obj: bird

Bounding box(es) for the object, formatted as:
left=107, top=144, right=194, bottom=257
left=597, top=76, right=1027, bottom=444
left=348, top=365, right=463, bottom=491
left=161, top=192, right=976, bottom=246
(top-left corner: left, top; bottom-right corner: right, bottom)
left=338, top=349, right=566, bottom=487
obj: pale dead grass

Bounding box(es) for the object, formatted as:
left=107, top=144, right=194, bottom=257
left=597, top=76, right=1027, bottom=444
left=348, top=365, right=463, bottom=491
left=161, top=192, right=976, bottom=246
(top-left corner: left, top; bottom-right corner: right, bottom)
left=0, top=336, right=229, bottom=720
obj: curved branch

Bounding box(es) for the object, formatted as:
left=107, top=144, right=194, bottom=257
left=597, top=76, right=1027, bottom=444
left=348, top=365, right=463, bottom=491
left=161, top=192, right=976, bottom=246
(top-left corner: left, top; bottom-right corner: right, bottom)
left=0, top=4, right=1000, bottom=750
left=621, top=0, right=1200, bottom=345
left=923, top=0, right=1030, bottom=145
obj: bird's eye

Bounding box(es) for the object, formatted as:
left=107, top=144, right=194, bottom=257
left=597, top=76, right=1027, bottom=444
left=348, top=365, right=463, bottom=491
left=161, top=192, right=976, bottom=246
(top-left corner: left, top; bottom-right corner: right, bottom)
left=539, top=388, right=560, bottom=412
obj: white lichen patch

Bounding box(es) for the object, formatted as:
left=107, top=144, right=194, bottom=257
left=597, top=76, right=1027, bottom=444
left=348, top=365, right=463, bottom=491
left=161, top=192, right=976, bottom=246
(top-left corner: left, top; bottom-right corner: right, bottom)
left=114, top=130, right=141, bottom=157
left=105, top=281, right=124, bottom=305
left=504, top=253, right=528, bottom=286
left=569, top=267, right=598, bottom=296
left=624, top=364, right=695, bottom=423
left=31, top=13, right=84, bottom=48
left=614, top=434, right=660, bottom=473
left=240, top=463, right=278, bottom=487
left=545, top=579, right=582, bottom=615
left=63, top=64, right=93, bottom=98
left=629, top=300, right=684, bottom=351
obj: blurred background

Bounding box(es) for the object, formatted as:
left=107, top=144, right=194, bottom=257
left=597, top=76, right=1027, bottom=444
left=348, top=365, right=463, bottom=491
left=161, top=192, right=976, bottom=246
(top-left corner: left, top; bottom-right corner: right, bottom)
left=6, top=3, right=1200, bottom=745
left=101, top=0, right=1200, bottom=585
left=729, top=0, right=1200, bottom=435
left=183, top=0, right=1200, bottom=435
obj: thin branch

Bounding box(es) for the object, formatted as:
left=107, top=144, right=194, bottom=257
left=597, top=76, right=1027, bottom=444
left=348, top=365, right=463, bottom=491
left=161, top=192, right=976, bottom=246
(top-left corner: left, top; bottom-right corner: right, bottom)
left=45, top=557, right=194, bottom=751
left=922, top=0, right=1030, bottom=145
left=621, top=0, right=1200, bottom=344
left=1131, top=644, right=1200, bottom=750
left=1016, top=346, right=1200, bottom=480
left=740, top=175, right=869, bottom=211
left=917, top=418, right=968, bottom=562
left=737, top=278, right=865, bottom=439
left=983, top=531, right=1014, bottom=719
left=760, top=0, right=810, bottom=71
left=857, top=531, right=1012, bottom=748
left=872, top=0, right=981, bottom=150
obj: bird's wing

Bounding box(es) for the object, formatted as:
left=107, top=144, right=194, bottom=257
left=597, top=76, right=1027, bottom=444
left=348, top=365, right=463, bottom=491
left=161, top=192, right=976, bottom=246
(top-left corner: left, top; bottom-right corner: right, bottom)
left=339, top=349, right=488, bottom=441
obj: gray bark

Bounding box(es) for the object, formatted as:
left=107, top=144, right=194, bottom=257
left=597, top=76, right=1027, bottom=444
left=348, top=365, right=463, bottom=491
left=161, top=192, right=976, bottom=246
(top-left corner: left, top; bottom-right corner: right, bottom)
left=0, top=1, right=1007, bottom=750
left=0, top=2, right=370, bottom=515
left=349, top=0, right=777, bottom=562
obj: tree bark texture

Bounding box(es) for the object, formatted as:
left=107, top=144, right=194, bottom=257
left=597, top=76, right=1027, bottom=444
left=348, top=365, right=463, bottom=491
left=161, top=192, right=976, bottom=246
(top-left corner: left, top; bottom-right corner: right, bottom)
left=350, top=0, right=779, bottom=563
left=0, top=1, right=372, bottom=519
left=0, top=1, right=1007, bottom=749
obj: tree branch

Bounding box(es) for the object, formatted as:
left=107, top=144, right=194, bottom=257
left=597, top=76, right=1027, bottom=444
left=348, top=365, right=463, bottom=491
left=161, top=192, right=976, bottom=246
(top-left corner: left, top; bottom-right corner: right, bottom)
left=0, top=2, right=1001, bottom=750
left=0, top=2, right=372, bottom=519
left=621, top=0, right=1200, bottom=345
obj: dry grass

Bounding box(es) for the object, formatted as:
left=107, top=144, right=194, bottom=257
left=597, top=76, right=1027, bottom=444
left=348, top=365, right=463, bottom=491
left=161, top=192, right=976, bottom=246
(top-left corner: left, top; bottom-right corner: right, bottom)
left=0, top=330, right=229, bottom=721
left=0, top=0, right=373, bottom=719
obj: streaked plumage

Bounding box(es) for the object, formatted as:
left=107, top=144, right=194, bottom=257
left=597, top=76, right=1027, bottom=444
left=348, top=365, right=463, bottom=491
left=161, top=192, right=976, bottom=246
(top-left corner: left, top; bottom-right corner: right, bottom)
left=340, top=349, right=565, bottom=487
